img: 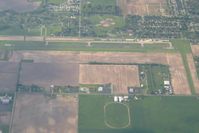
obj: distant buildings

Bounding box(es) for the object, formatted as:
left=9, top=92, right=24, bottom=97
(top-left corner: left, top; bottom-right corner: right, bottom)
left=48, top=0, right=80, bottom=12
left=114, top=96, right=129, bottom=103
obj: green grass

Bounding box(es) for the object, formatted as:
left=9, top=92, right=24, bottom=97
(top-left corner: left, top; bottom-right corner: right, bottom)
left=105, top=103, right=129, bottom=128
left=47, top=0, right=64, bottom=4
left=172, top=39, right=195, bottom=94
left=0, top=41, right=175, bottom=53
left=89, top=15, right=125, bottom=29
left=79, top=95, right=112, bottom=129
left=79, top=95, right=199, bottom=133
left=194, top=56, right=199, bottom=78
left=0, top=125, right=9, bottom=133
left=139, top=64, right=170, bottom=94
left=83, top=0, right=116, bottom=6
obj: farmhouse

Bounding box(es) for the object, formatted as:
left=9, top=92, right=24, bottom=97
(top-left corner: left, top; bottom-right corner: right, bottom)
left=164, top=80, right=173, bottom=95
left=0, top=95, right=12, bottom=104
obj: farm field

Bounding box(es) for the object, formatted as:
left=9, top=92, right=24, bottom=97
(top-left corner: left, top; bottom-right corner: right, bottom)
left=79, top=95, right=199, bottom=133
left=79, top=64, right=140, bottom=94
left=8, top=51, right=190, bottom=95
left=172, top=39, right=195, bottom=94
left=19, top=62, right=79, bottom=89
left=0, top=0, right=40, bottom=12
left=0, top=62, right=19, bottom=92
left=11, top=94, right=78, bottom=133
left=191, top=45, right=199, bottom=56
left=118, top=0, right=169, bottom=16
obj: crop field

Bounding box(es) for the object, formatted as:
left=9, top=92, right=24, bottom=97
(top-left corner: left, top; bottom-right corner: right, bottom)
left=191, top=45, right=199, bottom=56
left=139, top=64, right=170, bottom=94
left=19, top=62, right=79, bottom=89
left=79, top=64, right=140, bottom=94
left=9, top=51, right=190, bottom=95
left=12, top=94, right=78, bottom=133
left=79, top=95, right=199, bottom=133
left=0, top=0, right=40, bottom=12
left=118, top=0, right=169, bottom=16
left=0, top=62, right=19, bottom=92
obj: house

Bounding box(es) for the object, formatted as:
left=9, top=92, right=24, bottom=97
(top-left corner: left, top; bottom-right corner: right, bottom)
left=0, top=95, right=12, bottom=104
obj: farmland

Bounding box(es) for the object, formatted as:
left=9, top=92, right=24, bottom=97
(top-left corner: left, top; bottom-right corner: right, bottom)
left=11, top=94, right=78, bottom=133
left=79, top=95, right=199, bottom=133
left=0, top=62, right=19, bottom=92
left=1, top=0, right=199, bottom=132
left=19, top=62, right=79, bottom=89
left=79, top=64, right=140, bottom=94
left=119, top=0, right=169, bottom=16
left=7, top=50, right=190, bottom=95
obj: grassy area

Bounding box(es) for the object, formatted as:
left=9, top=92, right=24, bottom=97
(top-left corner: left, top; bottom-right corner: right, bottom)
left=79, top=95, right=199, bottom=133
left=47, top=0, right=64, bottom=4
left=0, top=125, right=9, bottom=133
left=79, top=95, right=111, bottom=129
left=193, top=56, right=199, bottom=78
left=0, top=41, right=175, bottom=53
left=82, top=0, right=116, bottom=6
left=171, top=39, right=195, bottom=94
left=105, top=103, right=129, bottom=128
left=88, top=15, right=125, bottom=30
left=139, top=64, right=170, bottom=94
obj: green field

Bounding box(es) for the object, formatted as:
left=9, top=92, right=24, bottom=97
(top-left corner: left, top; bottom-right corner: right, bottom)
left=171, top=39, right=195, bottom=94
left=82, top=0, right=116, bottom=6
left=194, top=56, right=199, bottom=78
left=0, top=41, right=175, bottom=53
left=0, top=125, right=9, bottom=133
left=79, top=95, right=199, bottom=133
left=139, top=64, right=170, bottom=94
left=47, top=0, right=65, bottom=4
left=105, top=103, right=130, bottom=128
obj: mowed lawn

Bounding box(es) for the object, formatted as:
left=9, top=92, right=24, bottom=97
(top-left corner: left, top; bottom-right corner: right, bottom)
left=79, top=95, right=199, bottom=133
left=0, top=41, right=174, bottom=53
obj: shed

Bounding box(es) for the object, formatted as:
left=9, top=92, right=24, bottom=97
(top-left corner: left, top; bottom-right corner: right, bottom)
left=114, top=96, right=118, bottom=102
left=164, top=81, right=170, bottom=86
